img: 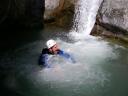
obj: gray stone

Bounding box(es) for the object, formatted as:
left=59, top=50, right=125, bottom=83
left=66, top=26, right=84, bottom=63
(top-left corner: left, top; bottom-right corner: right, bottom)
left=44, top=0, right=75, bottom=27
left=99, top=0, right=128, bottom=32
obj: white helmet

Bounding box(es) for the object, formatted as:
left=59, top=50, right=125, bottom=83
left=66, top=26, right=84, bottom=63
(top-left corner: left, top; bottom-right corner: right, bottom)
left=46, top=39, right=57, bottom=48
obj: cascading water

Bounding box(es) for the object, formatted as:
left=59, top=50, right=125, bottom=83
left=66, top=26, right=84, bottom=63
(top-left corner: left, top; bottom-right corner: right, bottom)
left=70, top=0, right=103, bottom=38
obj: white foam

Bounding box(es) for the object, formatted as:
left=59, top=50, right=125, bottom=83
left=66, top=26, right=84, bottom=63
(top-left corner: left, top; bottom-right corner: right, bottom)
left=35, top=38, right=117, bottom=87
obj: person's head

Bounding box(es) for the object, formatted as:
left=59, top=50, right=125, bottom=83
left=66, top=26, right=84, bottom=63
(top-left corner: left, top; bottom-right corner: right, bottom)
left=46, top=39, right=59, bottom=54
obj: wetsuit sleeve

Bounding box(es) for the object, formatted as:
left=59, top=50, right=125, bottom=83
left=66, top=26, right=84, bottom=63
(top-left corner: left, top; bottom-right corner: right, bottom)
left=58, top=50, right=76, bottom=63
left=39, top=54, right=51, bottom=68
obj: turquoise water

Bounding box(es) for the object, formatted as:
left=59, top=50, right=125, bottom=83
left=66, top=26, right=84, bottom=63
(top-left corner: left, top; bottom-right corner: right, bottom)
left=0, top=28, right=128, bottom=96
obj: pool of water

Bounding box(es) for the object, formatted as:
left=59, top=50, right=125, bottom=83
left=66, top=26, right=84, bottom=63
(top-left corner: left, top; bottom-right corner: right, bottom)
left=0, top=26, right=128, bottom=96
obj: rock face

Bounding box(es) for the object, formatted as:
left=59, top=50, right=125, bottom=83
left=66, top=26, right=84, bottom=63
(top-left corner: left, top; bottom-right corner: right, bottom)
left=91, top=0, right=128, bottom=43
left=98, top=0, right=128, bottom=33
left=44, top=0, right=75, bottom=18
left=44, top=0, right=76, bottom=28
left=0, top=0, right=45, bottom=28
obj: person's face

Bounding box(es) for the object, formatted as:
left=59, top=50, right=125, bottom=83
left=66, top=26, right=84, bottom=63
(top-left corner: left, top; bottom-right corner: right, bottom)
left=49, top=44, right=59, bottom=54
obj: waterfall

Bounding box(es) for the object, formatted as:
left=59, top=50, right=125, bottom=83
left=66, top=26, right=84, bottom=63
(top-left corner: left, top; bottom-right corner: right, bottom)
left=70, top=0, right=103, bottom=38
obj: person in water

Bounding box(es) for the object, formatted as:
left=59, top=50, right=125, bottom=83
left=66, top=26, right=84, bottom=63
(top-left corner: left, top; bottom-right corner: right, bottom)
left=38, top=39, right=76, bottom=68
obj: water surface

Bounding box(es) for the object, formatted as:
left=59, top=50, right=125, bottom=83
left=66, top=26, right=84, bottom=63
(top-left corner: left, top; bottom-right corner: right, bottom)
left=0, top=27, right=128, bottom=96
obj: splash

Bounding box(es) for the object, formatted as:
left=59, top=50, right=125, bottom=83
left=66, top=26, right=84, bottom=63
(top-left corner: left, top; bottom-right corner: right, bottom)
left=34, top=39, right=117, bottom=85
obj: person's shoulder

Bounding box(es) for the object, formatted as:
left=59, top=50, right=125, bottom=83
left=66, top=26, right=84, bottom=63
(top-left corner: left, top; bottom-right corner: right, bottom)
left=42, top=48, right=49, bottom=54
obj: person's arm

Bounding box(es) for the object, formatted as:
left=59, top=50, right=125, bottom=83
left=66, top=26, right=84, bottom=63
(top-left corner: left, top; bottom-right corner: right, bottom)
left=39, top=54, right=51, bottom=68
left=43, top=54, right=51, bottom=68
left=58, top=50, right=76, bottom=63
